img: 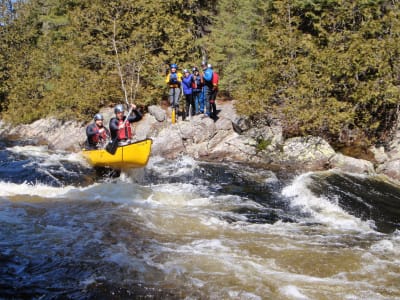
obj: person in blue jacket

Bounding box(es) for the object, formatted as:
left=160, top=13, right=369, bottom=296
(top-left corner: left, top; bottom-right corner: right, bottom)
left=182, top=69, right=195, bottom=118
left=202, top=62, right=214, bottom=117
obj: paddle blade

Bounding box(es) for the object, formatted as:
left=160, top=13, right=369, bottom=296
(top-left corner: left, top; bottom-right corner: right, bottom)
left=106, top=138, right=118, bottom=155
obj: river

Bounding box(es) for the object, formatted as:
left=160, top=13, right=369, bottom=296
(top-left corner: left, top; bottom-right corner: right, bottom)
left=0, top=139, right=399, bottom=299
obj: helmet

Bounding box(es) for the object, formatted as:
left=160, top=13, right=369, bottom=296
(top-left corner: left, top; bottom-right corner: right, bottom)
left=207, top=63, right=212, bottom=69
left=94, top=113, right=103, bottom=121
left=170, top=63, right=178, bottom=69
left=192, top=67, right=198, bottom=72
left=183, top=69, right=189, bottom=73
left=201, top=61, right=207, bottom=66
left=114, top=104, right=125, bottom=114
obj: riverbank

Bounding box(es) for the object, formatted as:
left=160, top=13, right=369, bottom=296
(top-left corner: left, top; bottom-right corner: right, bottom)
left=1, top=100, right=400, bottom=184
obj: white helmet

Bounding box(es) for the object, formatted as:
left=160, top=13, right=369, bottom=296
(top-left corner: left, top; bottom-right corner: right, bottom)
left=114, top=104, right=125, bottom=114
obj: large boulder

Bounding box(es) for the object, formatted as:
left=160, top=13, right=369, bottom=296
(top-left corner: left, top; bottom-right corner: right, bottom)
left=329, top=153, right=375, bottom=174
left=266, top=136, right=336, bottom=170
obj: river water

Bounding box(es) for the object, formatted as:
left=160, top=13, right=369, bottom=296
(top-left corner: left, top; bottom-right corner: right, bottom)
left=0, top=139, right=399, bottom=299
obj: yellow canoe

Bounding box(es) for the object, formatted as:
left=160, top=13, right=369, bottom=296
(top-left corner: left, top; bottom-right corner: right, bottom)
left=82, top=139, right=152, bottom=169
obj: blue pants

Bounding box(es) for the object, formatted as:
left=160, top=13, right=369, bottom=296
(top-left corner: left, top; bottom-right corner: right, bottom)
left=199, top=87, right=205, bottom=113
left=192, top=91, right=201, bottom=114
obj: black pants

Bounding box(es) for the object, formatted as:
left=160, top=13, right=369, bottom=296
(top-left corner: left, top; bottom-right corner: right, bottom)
left=185, top=94, right=195, bottom=117
left=210, top=89, right=218, bottom=117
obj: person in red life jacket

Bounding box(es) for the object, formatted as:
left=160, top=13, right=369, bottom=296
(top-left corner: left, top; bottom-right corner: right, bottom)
left=209, top=64, right=219, bottom=119
left=109, top=103, right=142, bottom=145
left=86, top=113, right=110, bottom=149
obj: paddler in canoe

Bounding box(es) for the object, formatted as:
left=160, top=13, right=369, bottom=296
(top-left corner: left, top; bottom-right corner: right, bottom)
left=85, top=113, right=110, bottom=150
left=109, top=103, right=142, bottom=144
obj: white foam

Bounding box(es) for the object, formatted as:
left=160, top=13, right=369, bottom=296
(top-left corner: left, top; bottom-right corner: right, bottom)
left=0, top=181, right=76, bottom=198
left=146, top=155, right=199, bottom=178
left=282, top=173, right=373, bottom=232
left=7, top=145, right=89, bottom=167
left=279, top=285, right=309, bottom=300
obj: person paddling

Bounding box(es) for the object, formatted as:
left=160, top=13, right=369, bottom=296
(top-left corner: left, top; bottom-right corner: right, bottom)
left=86, top=113, right=110, bottom=149
left=109, top=104, right=142, bottom=145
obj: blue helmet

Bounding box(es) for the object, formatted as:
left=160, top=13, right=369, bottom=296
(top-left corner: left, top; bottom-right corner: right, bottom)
left=114, top=104, right=125, bottom=114
left=94, top=113, right=103, bottom=121
left=170, top=63, right=178, bottom=69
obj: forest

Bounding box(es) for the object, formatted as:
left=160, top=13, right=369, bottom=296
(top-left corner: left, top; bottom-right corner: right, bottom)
left=0, top=0, right=399, bottom=148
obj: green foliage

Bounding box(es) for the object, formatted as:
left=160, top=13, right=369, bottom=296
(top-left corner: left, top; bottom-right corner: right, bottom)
left=225, top=0, right=400, bottom=146
left=0, top=0, right=215, bottom=124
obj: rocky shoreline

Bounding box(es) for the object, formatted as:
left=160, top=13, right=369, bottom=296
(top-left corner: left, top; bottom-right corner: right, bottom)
left=1, top=100, right=400, bottom=184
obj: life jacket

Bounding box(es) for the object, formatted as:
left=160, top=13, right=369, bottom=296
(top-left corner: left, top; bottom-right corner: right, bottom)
left=117, top=118, right=132, bottom=140
left=87, top=123, right=108, bottom=146
left=91, top=127, right=108, bottom=144
left=192, top=74, right=202, bottom=91
left=212, top=72, right=219, bottom=90
left=168, top=72, right=181, bottom=88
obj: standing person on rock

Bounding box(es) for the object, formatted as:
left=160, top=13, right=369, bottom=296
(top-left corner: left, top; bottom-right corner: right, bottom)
left=199, top=61, right=207, bottom=114
left=109, top=104, right=142, bottom=145
left=86, top=113, right=110, bottom=149
left=191, top=66, right=202, bottom=115
left=202, top=62, right=214, bottom=118
left=209, top=64, right=219, bottom=119
left=165, top=63, right=183, bottom=121
left=182, top=68, right=195, bottom=119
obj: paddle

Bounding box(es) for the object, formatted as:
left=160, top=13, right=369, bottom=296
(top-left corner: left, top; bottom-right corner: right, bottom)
left=105, top=105, right=134, bottom=155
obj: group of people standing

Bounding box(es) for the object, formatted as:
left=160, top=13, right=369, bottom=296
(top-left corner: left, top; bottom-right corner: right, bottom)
left=85, top=61, right=220, bottom=149
left=165, top=61, right=219, bottom=120
left=85, top=103, right=142, bottom=149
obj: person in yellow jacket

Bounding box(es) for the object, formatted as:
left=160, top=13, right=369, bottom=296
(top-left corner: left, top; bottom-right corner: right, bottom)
left=165, top=63, right=183, bottom=111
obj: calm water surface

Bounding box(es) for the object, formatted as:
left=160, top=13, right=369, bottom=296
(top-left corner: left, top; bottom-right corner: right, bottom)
left=0, top=140, right=399, bottom=299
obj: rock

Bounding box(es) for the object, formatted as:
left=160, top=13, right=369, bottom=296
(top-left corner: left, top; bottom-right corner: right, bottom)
left=232, top=117, right=250, bottom=134
left=330, top=153, right=375, bottom=174
left=134, top=114, right=157, bottom=141
left=376, top=159, right=400, bottom=182
left=151, top=126, right=185, bottom=158
left=271, top=136, right=336, bottom=170
left=8, top=118, right=85, bottom=151
left=369, top=146, right=388, bottom=164
left=148, top=105, right=166, bottom=122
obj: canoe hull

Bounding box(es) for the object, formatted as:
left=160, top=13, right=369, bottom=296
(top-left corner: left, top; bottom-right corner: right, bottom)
left=82, top=139, right=152, bottom=169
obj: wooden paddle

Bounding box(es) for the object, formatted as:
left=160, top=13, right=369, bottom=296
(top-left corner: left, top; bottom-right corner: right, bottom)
left=105, top=105, right=134, bottom=155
